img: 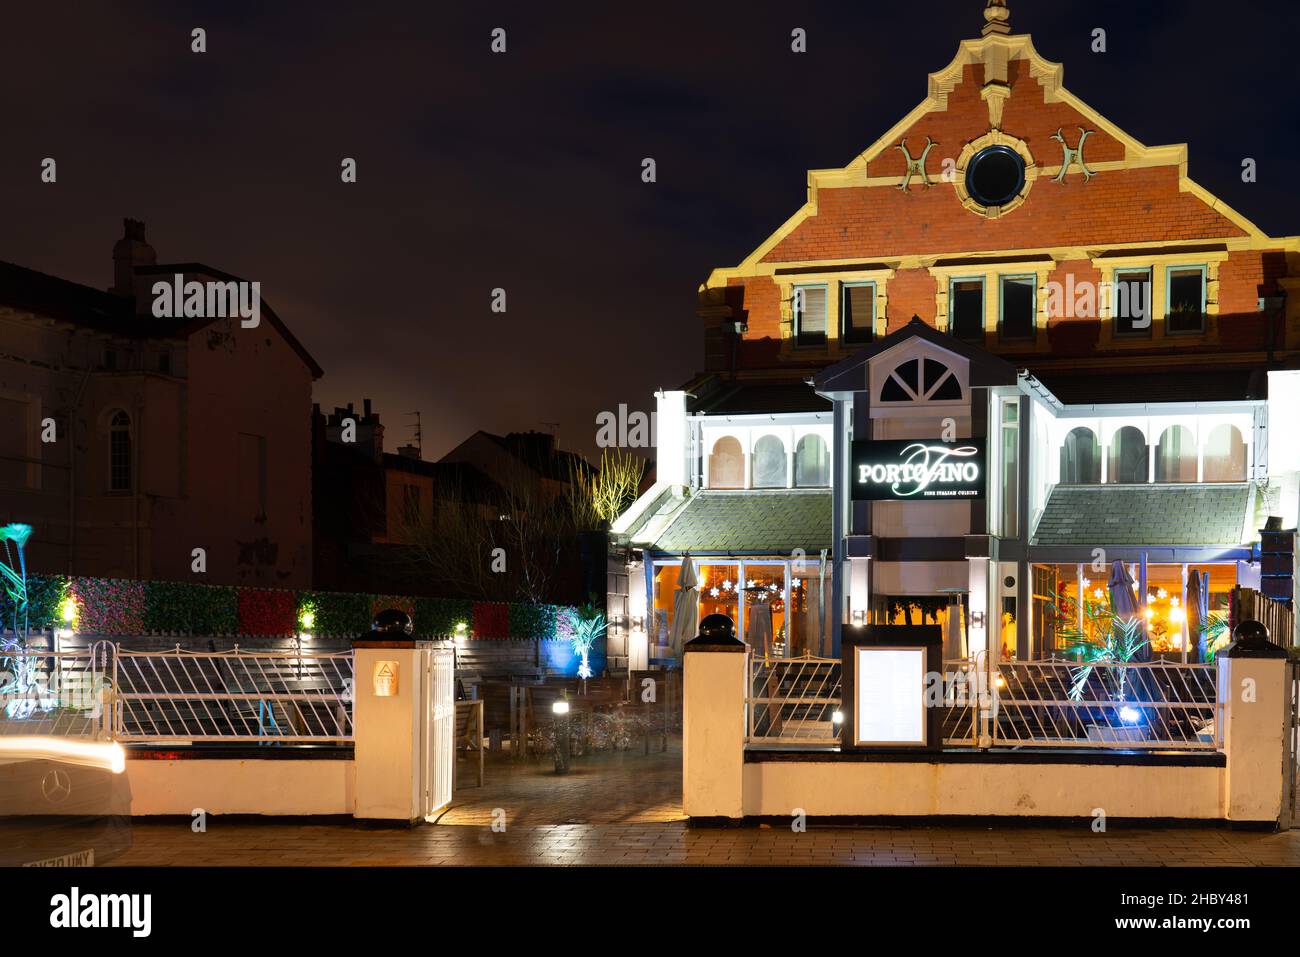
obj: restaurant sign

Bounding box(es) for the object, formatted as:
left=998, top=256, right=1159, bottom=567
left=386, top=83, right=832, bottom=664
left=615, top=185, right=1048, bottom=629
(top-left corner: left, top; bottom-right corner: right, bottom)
left=850, top=438, right=986, bottom=501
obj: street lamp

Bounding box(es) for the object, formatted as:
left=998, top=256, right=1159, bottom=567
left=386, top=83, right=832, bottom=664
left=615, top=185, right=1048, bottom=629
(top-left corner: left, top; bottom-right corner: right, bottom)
left=552, top=699, right=571, bottom=773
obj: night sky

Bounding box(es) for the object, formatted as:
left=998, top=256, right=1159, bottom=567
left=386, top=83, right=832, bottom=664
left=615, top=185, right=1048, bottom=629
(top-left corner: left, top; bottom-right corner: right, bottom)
left=3, top=0, right=1298, bottom=460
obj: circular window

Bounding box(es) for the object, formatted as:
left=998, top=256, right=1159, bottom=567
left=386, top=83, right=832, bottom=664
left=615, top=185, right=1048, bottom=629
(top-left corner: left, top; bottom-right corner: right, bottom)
left=965, top=145, right=1026, bottom=208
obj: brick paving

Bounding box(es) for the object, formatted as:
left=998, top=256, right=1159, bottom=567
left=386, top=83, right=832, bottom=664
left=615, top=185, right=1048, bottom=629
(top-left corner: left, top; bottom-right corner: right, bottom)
left=105, top=741, right=1300, bottom=866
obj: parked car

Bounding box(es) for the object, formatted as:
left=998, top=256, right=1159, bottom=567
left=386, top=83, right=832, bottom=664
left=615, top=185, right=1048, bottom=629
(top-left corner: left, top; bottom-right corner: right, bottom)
left=0, top=756, right=131, bottom=866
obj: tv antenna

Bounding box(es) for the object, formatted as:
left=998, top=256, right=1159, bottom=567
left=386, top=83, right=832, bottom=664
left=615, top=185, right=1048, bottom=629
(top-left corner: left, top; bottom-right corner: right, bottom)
left=406, top=411, right=423, bottom=457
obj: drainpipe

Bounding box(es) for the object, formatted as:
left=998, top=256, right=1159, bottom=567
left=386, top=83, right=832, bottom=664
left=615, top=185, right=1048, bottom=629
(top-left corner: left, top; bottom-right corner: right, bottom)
left=1265, top=290, right=1286, bottom=363
left=65, top=370, right=91, bottom=575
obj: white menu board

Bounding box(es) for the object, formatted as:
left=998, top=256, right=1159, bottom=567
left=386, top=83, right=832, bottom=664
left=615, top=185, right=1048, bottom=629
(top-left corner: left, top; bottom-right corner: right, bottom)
left=854, top=646, right=926, bottom=746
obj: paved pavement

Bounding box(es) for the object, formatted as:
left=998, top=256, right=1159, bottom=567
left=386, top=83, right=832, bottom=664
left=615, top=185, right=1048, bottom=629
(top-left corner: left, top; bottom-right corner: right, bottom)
left=104, top=742, right=1300, bottom=866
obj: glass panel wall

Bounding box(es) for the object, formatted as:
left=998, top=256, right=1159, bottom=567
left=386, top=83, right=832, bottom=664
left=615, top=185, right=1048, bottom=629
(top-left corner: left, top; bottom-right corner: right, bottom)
left=789, top=562, right=832, bottom=657
left=741, top=564, right=786, bottom=655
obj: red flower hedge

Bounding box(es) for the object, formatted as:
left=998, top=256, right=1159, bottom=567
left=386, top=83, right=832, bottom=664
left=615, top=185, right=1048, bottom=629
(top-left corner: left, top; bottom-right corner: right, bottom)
left=472, top=602, right=509, bottom=639
left=237, top=588, right=298, bottom=636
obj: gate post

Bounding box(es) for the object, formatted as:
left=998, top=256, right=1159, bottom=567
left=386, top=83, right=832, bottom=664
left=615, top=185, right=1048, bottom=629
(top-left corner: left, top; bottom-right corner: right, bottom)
left=352, top=618, right=452, bottom=824
left=1219, top=624, right=1289, bottom=825
left=682, top=630, right=747, bottom=822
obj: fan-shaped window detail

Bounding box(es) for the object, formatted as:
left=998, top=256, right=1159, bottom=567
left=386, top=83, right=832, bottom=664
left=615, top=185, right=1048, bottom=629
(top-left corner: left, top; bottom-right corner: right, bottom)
left=794, top=435, right=830, bottom=488
left=752, top=435, right=786, bottom=489
left=877, top=356, right=963, bottom=403
left=1060, top=427, right=1101, bottom=484
left=708, top=436, right=744, bottom=489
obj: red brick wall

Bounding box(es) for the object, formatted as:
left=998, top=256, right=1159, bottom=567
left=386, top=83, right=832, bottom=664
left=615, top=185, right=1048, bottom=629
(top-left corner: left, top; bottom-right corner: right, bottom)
left=711, top=52, right=1279, bottom=370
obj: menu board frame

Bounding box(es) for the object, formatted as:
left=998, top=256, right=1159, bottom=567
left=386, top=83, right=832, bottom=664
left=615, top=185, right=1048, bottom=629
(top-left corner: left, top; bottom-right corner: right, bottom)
left=840, top=625, right=942, bottom=751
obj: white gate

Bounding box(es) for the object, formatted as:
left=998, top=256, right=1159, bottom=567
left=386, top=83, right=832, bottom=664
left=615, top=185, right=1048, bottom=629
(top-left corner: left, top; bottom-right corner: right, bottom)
left=420, top=642, right=456, bottom=819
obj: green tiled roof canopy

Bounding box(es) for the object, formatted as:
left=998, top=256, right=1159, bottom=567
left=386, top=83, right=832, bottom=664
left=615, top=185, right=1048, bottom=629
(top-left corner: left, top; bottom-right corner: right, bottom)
left=650, top=490, right=831, bottom=554
left=1032, top=484, right=1252, bottom=547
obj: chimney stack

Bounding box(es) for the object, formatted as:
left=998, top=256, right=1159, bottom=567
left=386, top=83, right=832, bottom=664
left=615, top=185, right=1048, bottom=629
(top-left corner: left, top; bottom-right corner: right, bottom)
left=111, top=218, right=156, bottom=298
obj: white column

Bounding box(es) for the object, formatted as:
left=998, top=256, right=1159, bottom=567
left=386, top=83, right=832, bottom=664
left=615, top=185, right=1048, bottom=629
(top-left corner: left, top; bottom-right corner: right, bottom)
left=1219, top=653, right=1288, bottom=823
left=682, top=644, right=747, bottom=819
left=353, top=641, right=430, bottom=823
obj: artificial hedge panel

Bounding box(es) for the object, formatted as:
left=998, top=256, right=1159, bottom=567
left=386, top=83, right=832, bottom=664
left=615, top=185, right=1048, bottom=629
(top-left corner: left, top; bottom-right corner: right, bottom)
left=144, top=581, right=238, bottom=635
left=2, top=573, right=575, bottom=641
left=508, top=602, right=556, bottom=640
left=305, top=590, right=372, bottom=637
left=471, top=601, right=509, bottom=640
left=237, top=588, right=298, bottom=636
left=71, top=578, right=145, bottom=636
left=413, top=596, right=473, bottom=638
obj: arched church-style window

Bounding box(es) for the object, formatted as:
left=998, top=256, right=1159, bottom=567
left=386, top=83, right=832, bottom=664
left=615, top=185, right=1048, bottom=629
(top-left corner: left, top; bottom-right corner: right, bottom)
left=1155, top=425, right=1197, bottom=483
left=707, top=436, right=744, bottom=489
left=752, top=435, right=787, bottom=488
left=794, top=435, right=830, bottom=488
left=1203, top=424, right=1247, bottom=482
left=1108, top=426, right=1147, bottom=484
left=1060, top=427, right=1100, bottom=484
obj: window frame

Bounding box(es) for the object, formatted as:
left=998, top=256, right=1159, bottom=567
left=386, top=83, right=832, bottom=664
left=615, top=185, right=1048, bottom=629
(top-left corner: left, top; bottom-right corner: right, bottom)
left=997, top=274, right=1037, bottom=342
left=1164, top=264, right=1207, bottom=337
left=1111, top=267, right=1154, bottom=339
left=108, top=410, right=132, bottom=493
left=792, top=283, right=829, bottom=348
left=839, top=281, right=876, bottom=346
left=948, top=276, right=986, bottom=342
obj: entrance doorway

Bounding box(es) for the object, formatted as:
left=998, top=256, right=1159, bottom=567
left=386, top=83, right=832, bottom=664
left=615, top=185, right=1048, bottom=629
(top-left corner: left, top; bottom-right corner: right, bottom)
left=869, top=593, right=969, bottom=660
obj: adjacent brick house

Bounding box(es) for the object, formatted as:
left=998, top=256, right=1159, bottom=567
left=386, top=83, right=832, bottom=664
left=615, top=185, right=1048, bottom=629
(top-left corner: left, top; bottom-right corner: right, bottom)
left=0, top=219, right=321, bottom=587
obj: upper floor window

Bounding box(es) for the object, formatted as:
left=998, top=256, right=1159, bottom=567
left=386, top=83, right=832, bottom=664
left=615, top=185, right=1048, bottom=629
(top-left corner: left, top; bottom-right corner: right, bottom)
left=950, top=278, right=985, bottom=341
left=1113, top=268, right=1152, bottom=338
left=708, top=436, right=744, bottom=489
left=1060, top=427, right=1101, bottom=484
left=1155, top=425, right=1197, bottom=482
left=793, top=285, right=828, bottom=347
left=1108, top=426, right=1147, bottom=484
left=1166, top=266, right=1207, bottom=335
left=841, top=283, right=875, bottom=345
left=999, top=276, right=1036, bottom=341
left=1203, top=424, right=1247, bottom=482
left=109, top=410, right=132, bottom=491
left=752, top=435, right=787, bottom=488
left=794, top=435, right=830, bottom=487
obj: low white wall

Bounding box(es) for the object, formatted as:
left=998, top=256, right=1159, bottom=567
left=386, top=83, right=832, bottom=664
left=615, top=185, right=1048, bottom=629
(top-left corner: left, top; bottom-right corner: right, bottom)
left=743, top=760, right=1222, bottom=820
left=126, top=759, right=355, bottom=816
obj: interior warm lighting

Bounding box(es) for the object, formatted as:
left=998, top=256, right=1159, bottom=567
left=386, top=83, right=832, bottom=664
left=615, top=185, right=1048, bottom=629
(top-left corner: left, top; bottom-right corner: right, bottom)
left=1, top=736, right=126, bottom=774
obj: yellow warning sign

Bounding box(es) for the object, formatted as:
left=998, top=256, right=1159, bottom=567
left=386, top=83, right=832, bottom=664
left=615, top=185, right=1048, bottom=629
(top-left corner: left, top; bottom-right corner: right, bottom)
left=373, top=660, right=399, bottom=697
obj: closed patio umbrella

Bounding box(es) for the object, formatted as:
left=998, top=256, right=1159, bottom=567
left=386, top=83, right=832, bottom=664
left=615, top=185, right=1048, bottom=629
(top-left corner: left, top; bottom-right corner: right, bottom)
left=1108, top=560, right=1151, bottom=662
left=815, top=549, right=828, bottom=657
left=668, top=554, right=699, bottom=658
left=1187, top=569, right=1210, bottom=663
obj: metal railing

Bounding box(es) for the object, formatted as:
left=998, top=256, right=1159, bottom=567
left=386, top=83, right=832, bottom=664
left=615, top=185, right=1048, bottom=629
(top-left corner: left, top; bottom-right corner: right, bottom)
left=747, top=654, right=841, bottom=745
left=743, top=652, right=1221, bottom=752
left=0, top=644, right=114, bottom=739
left=989, top=658, right=1220, bottom=750
left=112, top=647, right=355, bottom=743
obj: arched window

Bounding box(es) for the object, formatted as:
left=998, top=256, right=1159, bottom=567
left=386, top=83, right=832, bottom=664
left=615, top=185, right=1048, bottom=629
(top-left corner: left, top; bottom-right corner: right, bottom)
left=794, top=435, right=830, bottom=487
left=1155, top=425, right=1197, bottom=483
left=708, top=436, right=744, bottom=489
left=752, top=435, right=786, bottom=489
left=1203, top=424, right=1247, bottom=482
left=1107, top=426, right=1147, bottom=484
left=1060, top=427, right=1101, bottom=484
left=109, top=410, right=132, bottom=491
